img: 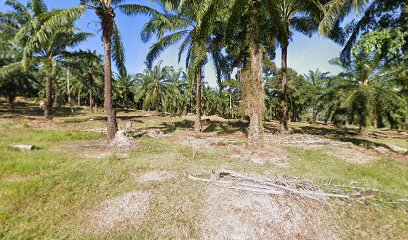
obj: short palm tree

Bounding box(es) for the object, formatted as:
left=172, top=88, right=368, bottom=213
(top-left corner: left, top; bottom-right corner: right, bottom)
left=304, top=69, right=330, bottom=123
left=134, top=62, right=172, bottom=112
left=114, top=72, right=136, bottom=109
left=327, top=29, right=406, bottom=134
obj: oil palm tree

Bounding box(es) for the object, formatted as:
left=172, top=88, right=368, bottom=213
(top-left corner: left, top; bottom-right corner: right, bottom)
left=134, top=61, right=172, bottom=112
left=1, top=0, right=91, bottom=119
left=266, top=0, right=324, bottom=132
left=327, top=29, right=406, bottom=134
left=79, top=0, right=167, bottom=139
left=304, top=69, right=330, bottom=123
left=142, top=0, right=230, bottom=132
left=319, top=0, right=405, bottom=63
left=114, top=72, right=136, bottom=108
left=63, top=50, right=104, bottom=112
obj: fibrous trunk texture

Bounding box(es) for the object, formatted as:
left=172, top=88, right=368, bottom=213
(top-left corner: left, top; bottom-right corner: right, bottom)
left=194, top=67, right=202, bottom=132
left=98, top=7, right=118, bottom=140
left=242, top=1, right=264, bottom=146
left=280, top=45, right=289, bottom=133
left=45, top=75, right=52, bottom=119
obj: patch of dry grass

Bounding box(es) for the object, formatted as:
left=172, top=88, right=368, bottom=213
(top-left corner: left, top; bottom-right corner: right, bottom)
left=0, top=108, right=407, bottom=239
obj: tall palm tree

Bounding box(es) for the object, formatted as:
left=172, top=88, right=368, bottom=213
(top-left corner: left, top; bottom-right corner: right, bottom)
left=142, top=0, right=230, bottom=132
left=79, top=0, right=166, bottom=139
left=267, top=0, right=324, bottom=132
left=63, top=50, right=104, bottom=112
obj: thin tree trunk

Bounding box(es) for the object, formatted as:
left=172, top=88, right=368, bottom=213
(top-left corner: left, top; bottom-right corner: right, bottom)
left=229, top=93, right=232, bottom=110
left=194, top=67, right=202, bottom=132
left=280, top=45, right=289, bottom=133
left=89, top=91, right=94, bottom=112
left=67, top=68, right=74, bottom=113
left=98, top=7, right=118, bottom=140
left=45, top=75, right=52, bottom=119
left=312, top=109, right=318, bottom=124
left=7, top=95, right=15, bottom=111
left=78, top=89, right=81, bottom=106
left=55, top=81, right=60, bottom=108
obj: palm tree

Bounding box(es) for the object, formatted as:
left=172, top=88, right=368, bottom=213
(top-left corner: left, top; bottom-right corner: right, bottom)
left=134, top=62, right=172, bottom=112
left=319, top=0, right=405, bottom=63
left=142, top=0, right=230, bottom=132
left=221, top=0, right=269, bottom=146
left=79, top=0, right=166, bottom=139
left=304, top=69, right=330, bottom=123
left=327, top=29, right=406, bottom=134
left=63, top=50, right=104, bottom=112
left=166, top=68, right=189, bottom=115
left=1, top=0, right=91, bottom=119
left=267, top=0, right=324, bottom=132
left=114, top=72, right=136, bottom=108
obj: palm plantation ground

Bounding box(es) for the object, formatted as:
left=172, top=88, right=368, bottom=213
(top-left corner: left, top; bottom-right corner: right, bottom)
left=0, top=100, right=407, bottom=239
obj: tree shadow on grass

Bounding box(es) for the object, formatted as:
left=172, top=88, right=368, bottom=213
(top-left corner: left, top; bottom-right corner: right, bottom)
left=0, top=102, right=84, bottom=118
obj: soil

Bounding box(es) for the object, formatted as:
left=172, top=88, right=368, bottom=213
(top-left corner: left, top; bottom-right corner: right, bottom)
left=203, top=186, right=337, bottom=240
left=89, top=191, right=150, bottom=232
left=138, top=171, right=176, bottom=182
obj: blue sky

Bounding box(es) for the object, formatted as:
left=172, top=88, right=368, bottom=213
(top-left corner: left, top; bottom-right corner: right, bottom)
left=1, top=0, right=344, bottom=87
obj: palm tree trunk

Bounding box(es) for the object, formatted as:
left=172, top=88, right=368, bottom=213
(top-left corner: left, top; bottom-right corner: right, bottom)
left=7, top=95, right=15, bottom=111
left=280, top=45, right=289, bottom=133
left=245, top=42, right=264, bottom=146
left=194, top=67, right=202, bottom=132
left=67, top=68, right=74, bottom=113
left=54, top=81, right=60, bottom=108
left=78, top=89, right=81, bottom=106
left=45, top=75, right=52, bottom=119
left=244, top=0, right=264, bottom=146
left=89, top=91, right=94, bottom=113
left=312, top=109, right=318, bottom=124
left=99, top=7, right=118, bottom=140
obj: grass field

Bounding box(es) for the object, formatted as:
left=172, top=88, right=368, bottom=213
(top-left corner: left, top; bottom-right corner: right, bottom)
left=0, top=102, right=407, bottom=239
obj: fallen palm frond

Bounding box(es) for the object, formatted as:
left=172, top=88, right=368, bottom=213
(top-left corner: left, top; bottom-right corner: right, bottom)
left=188, top=169, right=355, bottom=201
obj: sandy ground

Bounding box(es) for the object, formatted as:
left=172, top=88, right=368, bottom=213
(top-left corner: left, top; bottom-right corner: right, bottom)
left=203, top=185, right=337, bottom=240
left=89, top=191, right=150, bottom=232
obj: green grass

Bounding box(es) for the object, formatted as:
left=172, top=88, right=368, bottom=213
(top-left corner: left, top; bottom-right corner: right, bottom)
left=0, top=111, right=407, bottom=239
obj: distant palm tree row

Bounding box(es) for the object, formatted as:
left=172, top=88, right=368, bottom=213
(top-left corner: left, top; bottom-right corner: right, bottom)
left=0, top=0, right=406, bottom=144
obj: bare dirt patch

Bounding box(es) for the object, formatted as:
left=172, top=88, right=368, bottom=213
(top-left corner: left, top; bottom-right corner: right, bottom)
left=138, top=171, right=176, bottom=182
left=204, top=186, right=337, bottom=240
left=178, top=135, right=230, bottom=149
left=1, top=174, right=29, bottom=183
left=51, top=140, right=135, bottom=159
left=266, top=134, right=350, bottom=149
left=231, top=145, right=290, bottom=166
left=266, top=134, right=381, bottom=164
left=89, top=191, right=150, bottom=232
left=327, top=147, right=377, bottom=164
